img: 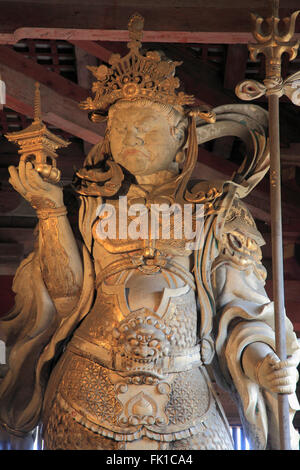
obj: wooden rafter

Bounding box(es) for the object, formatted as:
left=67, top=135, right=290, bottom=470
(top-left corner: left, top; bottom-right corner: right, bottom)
left=69, top=40, right=112, bottom=63
left=0, top=45, right=89, bottom=102
left=224, top=44, right=249, bottom=90
left=0, top=62, right=104, bottom=144
left=0, top=2, right=299, bottom=44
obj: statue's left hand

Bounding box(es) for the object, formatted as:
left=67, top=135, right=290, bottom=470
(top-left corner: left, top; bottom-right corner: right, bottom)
left=256, top=352, right=299, bottom=394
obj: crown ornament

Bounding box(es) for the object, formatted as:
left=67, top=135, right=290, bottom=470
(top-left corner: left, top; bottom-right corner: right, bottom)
left=80, top=13, right=194, bottom=121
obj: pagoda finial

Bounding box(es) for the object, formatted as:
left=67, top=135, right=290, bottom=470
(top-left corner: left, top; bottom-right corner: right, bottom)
left=34, top=82, right=42, bottom=122
left=5, top=82, right=69, bottom=183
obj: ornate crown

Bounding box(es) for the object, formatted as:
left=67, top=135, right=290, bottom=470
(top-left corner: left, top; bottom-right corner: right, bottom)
left=79, top=13, right=194, bottom=120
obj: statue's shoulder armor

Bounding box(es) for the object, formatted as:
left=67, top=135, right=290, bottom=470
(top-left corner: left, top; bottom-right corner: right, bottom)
left=223, top=197, right=265, bottom=247
left=187, top=178, right=265, bottom=250
left=186, top=178, right=224, bottom=198
left=216, top=197, right=266, bottom=280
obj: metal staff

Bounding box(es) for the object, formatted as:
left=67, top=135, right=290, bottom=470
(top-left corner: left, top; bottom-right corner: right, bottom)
left=235, top=0, right=300, bottom=450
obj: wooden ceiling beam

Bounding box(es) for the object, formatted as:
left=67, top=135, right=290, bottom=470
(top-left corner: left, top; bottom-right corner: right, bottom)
left=162, top=44, right=235, bottom=108
left=0, top=63, right=104, bottom=144
left=0, top=29, right=256, bottom=46
left=224, top=44, right=249, bottom=90
left=0, top=45, right=89, bottom=103
left=70, top=40, right=112, bottom=63
left=0, top=2, right=299, bottom=45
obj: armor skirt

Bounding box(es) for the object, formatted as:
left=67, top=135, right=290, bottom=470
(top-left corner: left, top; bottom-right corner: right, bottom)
left=42, top=348, right=233, bottom=450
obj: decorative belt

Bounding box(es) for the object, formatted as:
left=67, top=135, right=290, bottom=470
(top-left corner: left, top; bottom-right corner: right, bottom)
left=96, top=255, right=196, bottom=290
left=68, top=334, right=202, bottom=375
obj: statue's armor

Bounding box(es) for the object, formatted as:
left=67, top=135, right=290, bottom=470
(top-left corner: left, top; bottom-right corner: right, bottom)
left=42, top=196, right=234, bottom=450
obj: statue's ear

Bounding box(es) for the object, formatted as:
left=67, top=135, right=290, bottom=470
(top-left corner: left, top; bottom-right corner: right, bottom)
left=175, top=149, right=185, bottom=164
left=172, top=119, right=187, bottom=145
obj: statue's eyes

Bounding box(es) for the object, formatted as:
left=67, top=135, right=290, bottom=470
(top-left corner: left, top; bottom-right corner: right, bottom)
left=114, top=124, right=126, bottom=132
left=136, top=125, right=150, bottom=133
left=137, top=123, right=158, bottom=134
left=112, top=122, right=155, bottom=134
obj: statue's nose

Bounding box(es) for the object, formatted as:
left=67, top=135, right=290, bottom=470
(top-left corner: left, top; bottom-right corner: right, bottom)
left=123, top=128, right=143, bottom=146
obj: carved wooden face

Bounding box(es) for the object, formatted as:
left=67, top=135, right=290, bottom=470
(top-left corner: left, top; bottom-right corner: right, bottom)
left=108, top=103, right=183, bottom=176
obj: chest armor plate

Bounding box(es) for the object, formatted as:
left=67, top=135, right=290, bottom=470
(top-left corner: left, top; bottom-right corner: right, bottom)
left=92, top=196, right=198, bottom=257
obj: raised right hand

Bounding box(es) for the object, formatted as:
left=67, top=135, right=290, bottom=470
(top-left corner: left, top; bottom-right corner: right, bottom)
left=8, top=161, right=64, bottom=210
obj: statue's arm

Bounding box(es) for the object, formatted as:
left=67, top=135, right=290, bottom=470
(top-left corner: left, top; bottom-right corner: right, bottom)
left=213, top=199, right=300, bottom=395
left=212, top=203, right=300, bottom=448
left=8, top=161, right=83, bottom=308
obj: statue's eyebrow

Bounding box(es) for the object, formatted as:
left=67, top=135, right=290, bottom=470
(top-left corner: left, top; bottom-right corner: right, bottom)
left=112, top=116, right=123, bottom=125
left=135, top=116, right=157, bottom=127
left=112, top=114, right=157, bottom=127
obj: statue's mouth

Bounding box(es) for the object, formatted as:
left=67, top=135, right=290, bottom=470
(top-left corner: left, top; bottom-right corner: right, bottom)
left=123, top=352, right=159, bottom=365
left=134, top=358, right=154, bottom=363
left=123, top=148, right=148, bottom=159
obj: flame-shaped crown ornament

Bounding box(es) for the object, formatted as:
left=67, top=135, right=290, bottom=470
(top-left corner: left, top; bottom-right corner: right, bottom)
left=79, top=13, right=194, bottom=121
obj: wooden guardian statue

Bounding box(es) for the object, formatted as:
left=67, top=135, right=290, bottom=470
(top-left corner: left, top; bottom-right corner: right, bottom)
left=0, top=13, right=299, bottom=450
